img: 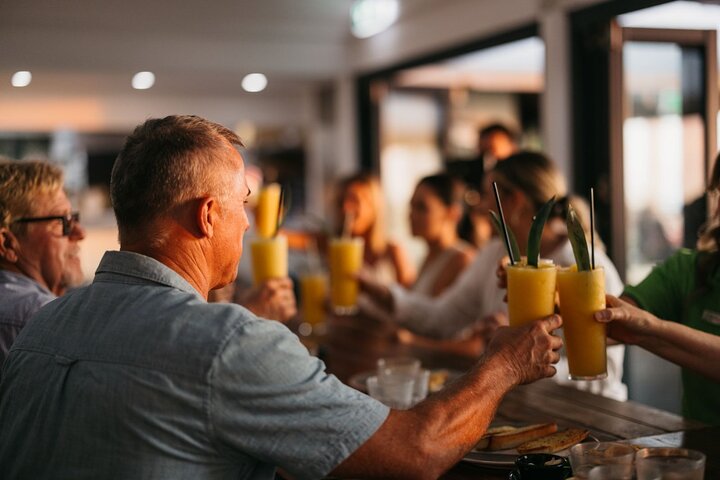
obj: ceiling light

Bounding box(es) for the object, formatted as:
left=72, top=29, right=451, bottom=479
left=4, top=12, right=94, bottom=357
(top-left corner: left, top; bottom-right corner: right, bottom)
left=11, top=71, right=32, bottom=88
left=132, top=71, right=155, bottom=90
left=351, top=0, right=399, bottom=39
left=242, top=73, right=267, bottom=93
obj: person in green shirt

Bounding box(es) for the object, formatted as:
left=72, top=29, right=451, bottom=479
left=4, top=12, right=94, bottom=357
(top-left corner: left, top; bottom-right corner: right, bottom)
left=596, top=154, right=720, bottom=425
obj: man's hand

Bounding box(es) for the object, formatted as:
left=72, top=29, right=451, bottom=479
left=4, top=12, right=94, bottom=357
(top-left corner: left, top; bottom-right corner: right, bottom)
left=238, top=277, right=297, bottom=323
left=484, top=315, right=563, bottom=385
left=594, top=295, right=658, bottom=346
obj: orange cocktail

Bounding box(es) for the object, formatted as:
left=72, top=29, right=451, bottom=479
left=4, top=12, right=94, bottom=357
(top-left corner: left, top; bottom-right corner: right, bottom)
left=557, top=267, right=607, bottom=380
left=329, top=237, right=364, bottom=315
left=300, top=272, right=328, bottom=326
left=506, top=260, right=557, bottom=327
left=250, top=235, right=288, bottom=285
left=255, top=183, right=281, bottom=239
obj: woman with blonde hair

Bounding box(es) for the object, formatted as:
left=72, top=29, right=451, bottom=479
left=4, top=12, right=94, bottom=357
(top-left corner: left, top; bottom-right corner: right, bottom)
left=337, top=172, right=415, bottom=287
left=360, top=151, right=628, bottom=400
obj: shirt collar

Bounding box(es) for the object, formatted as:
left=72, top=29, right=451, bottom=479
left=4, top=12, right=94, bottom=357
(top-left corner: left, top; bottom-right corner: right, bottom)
left=94, top=251, right=204, bottom=300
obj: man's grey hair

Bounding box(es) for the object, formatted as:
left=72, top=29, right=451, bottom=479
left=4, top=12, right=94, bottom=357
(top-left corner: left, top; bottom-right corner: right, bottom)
left=110, top=115, right=243, bottom=245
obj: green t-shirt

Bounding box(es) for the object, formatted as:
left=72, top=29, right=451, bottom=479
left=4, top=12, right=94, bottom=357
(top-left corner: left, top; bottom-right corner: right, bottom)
left=623, top=249, right=720, bottom=425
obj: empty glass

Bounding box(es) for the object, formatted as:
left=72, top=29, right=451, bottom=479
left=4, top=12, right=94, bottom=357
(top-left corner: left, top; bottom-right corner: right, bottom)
left=377, top=357, right=421, bottom=378
left=587, top=464, right=634, bottom=480
left=569, top=442, right=636, bottom=479
left=366, top=375, right=414, bottom=409
left=636, top=448, right=706, bottom=480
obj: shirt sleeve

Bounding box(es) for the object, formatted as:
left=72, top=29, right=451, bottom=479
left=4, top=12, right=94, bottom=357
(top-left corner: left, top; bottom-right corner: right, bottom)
left=622, top=249, right=696, bottom=323
left=391, top=243, right=503, bottom=338
left=207, top=318, right=389, bottom=480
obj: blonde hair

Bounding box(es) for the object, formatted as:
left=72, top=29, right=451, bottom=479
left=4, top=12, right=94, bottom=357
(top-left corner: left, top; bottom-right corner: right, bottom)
left=0, top=160, right=64, bottom=231
left=338, top=172, right=387, bottom=255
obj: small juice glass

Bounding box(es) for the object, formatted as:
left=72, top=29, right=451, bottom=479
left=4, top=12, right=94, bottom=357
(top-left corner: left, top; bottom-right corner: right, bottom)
left=506, top=259, right=557, bottom=327
left=250, top=235, right=288, bottom=285
left=329, top=237, right=364, bottom=315
left=557, top=266, right=607, bottom=380
left=300, top=272, right=328, bottom=327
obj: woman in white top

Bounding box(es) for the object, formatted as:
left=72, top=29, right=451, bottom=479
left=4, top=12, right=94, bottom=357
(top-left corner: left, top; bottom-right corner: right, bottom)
left=409, top=174, right=475, bottom=296
left=360, top=151, right=628, bottom=401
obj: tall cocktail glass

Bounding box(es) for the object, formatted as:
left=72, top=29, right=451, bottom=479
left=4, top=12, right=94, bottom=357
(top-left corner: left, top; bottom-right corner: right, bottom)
left=557, top=267, right=607, bottom=380
left=300, top=272, right=328, bottom=327
left=250, top=235, right=288, bottom=285
left=506, top=259, right=557, bottom=327
left=329, top=237, right=364, bottom=315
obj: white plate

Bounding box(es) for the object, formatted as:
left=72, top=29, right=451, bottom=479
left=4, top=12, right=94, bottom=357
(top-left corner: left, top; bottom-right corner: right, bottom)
left=462, top=434, right=599, bottom=469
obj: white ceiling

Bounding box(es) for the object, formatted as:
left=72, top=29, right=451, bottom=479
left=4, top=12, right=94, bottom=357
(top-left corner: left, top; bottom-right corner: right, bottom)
left=0, top=0, right=360, bottom=97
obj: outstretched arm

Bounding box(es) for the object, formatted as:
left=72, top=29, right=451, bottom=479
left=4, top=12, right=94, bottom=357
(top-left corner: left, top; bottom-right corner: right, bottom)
left=596, top=295, right=720, bottom=382
left=331, top=315, right=563, bottom=479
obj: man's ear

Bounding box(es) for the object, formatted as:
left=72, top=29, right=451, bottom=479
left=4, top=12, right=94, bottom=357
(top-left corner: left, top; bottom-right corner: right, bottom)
left=0, top=228, right=20, bottom=263
left=196, top=197, right=218, bottom=239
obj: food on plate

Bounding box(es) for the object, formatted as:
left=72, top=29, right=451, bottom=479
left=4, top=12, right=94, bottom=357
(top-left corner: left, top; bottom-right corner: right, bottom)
left=488, top=423, right=559, bottom=451
left=474, top=425, right=519, bottom=450
left=428, top=369, right=450, bottom=392
left=516, top=428, right=590, bottom=454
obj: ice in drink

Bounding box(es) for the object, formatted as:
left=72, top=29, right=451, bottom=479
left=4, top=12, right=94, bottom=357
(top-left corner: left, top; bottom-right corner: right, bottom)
left=250, top=235, right=288, bottom=285
left=329, top=237, right=364, bottom=315
left=557, top=267, right=607, bottom=380
left=506, top=260, right=557, bottom=327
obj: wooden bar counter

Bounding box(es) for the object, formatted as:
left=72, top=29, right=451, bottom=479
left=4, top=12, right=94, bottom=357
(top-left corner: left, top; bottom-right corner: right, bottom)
left=309, top=311, right=717, bottom=479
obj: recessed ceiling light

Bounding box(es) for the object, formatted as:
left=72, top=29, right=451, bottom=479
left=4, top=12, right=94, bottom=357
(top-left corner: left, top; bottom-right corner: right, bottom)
left=351, top=0, right=399, bottom=39
left=11, top=71, right=32, bottom=88
left=132, top=71, right=155, bottom=90
left=242, top=73, right=267, bottom=93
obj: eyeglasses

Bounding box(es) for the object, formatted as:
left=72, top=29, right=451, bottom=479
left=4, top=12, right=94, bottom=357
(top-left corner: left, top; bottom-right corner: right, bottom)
left=13, top=212, right=80, bottom=236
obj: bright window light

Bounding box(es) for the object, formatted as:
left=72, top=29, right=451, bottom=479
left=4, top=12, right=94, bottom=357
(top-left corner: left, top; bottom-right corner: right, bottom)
left=242, top=73, right=267, bottom=93
left=11, top=71, right=32, bottom=88
left=351, top=0, right=399, bottom=39
left=132, top=71, right=155, bottom=90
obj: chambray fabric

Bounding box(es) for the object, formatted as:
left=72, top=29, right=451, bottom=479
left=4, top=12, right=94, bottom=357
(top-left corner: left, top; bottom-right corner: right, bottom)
left=0, top=269, right=55, bottom=366
left=0, top=251, right=388, bottom=480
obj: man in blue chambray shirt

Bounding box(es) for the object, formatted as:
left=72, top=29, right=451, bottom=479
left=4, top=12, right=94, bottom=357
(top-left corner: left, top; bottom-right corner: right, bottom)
left=0, top=160, right=85, bottom=365
left=0, top=115, right=563, bottom=479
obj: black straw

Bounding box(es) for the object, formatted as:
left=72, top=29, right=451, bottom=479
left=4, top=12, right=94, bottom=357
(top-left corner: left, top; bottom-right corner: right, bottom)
left=493, top=182, right=516, bottom=266
left=590, top=187, right=596, bottom=270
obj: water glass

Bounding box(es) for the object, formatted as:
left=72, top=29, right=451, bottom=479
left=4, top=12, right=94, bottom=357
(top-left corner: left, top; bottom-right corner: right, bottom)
left=569, top=442, right=636, bottom=479
left=636, top=448, right=706, bottom=480
left=366, top=375, right=414, bottom=409
left=377, top=357, right=421, bottom=378
left=587, top=464, right=634, bottom=480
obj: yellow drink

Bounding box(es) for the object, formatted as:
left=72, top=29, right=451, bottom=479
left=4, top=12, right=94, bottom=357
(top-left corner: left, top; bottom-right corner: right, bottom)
left=300, top=273, right=328, bottom=326
left=506, top=260, right=557, bottom=327
left=329, top=237, right=364, bottom=315
left=250, top=235, right=288, bottom=285
left=557, top=267, right=607, bottom=380
left=255, top=183, right=281, bottom=239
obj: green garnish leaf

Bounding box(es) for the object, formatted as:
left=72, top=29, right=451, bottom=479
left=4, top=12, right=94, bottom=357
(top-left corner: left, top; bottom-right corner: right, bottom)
left=527, top=196, right=556, bottom=267
left=489, top=210, right=520, bottom=263
left=566, top=204, right=592, bottom=271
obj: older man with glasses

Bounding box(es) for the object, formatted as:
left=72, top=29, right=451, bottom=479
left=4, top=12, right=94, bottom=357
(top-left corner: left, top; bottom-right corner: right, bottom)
left=0, top=160, right=85, bottom=364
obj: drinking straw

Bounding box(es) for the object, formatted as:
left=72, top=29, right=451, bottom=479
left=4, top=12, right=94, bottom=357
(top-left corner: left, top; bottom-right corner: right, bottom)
left=492, top=181, right=516, bottom=266
left=273, top=187, right=285, bottom=238
left=590, top=187, right=596, bottom=270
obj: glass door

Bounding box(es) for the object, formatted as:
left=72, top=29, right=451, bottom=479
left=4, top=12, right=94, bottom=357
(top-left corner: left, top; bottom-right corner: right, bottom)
left=609, top=25, right=717, bottom=284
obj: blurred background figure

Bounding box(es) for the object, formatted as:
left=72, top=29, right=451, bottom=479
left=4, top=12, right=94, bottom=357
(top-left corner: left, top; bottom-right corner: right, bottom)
left=478, top=123, right=519, bottom=171
left=408, top=173, right=475, bottom=297
left=0, top=159, right=85, bottom=364
left=337, top=172, right=415, bottom=287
